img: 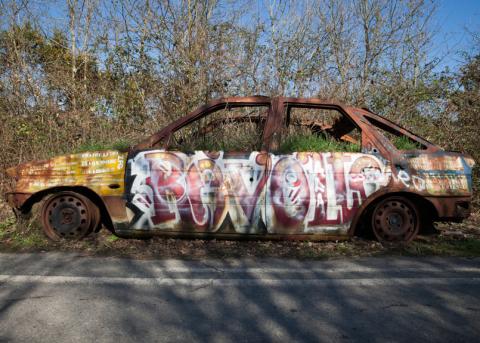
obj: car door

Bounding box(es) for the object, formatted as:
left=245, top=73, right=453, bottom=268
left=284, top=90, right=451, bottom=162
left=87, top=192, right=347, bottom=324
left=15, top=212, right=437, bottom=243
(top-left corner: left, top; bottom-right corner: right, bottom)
left=124, top=100, right=272, bottom=234
left=265, top=102, right=390, bottom=235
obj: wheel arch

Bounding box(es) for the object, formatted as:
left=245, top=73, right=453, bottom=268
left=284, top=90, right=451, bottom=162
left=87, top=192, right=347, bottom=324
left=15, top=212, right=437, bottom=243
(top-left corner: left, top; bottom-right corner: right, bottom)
left=349, top=191, right=439, bottom=236
left=19, top=186, right=114, bottom=232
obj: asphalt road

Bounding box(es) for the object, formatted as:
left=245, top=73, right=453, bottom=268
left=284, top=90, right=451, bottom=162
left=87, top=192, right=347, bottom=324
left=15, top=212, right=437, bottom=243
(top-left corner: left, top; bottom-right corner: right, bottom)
left=0, top=253, right=479, bottom=342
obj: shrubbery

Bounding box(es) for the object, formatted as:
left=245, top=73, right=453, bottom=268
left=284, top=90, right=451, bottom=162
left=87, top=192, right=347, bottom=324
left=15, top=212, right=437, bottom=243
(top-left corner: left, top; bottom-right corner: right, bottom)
left=278, top=134, right=360, bottom=153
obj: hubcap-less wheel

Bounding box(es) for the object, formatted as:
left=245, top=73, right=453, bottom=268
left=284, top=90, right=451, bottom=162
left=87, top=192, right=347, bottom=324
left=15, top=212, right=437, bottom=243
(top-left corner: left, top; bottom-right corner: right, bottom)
left=41, top=192, right=99, bottom=240
left=372, top=197, right=419, bottom=243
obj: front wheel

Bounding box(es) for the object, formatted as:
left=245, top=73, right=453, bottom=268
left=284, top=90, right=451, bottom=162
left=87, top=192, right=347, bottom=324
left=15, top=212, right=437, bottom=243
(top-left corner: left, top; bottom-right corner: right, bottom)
left=40, top=191, right=100, bottom=240
left=371, top=196, right=419, bottom=244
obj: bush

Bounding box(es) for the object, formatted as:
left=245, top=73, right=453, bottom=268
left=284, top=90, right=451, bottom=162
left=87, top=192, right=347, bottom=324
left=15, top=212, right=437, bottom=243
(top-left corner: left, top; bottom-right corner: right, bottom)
left=74, top=139, right=132, bottom=153
left=279, top=134, right=360, bottom=153
left=393, top=136, right=422, bottom=150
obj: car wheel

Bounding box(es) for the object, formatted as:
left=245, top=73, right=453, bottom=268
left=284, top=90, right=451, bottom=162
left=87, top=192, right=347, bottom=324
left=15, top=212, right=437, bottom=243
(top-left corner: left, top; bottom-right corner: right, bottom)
left=371, top=196, right=419, bottom=244
left=41, top=191, right=100, bottom=240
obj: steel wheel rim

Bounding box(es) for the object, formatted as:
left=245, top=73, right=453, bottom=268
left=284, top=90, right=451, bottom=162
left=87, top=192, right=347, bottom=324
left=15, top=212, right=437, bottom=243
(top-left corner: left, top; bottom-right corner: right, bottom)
left=372, top=198, right=418, bottom=243
left=42, top=194, right=92, bottom=240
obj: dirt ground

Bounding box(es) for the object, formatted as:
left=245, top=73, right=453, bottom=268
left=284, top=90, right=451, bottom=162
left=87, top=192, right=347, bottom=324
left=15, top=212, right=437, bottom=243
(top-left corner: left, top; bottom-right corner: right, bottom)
left=1, top=199, right=479, bottom=259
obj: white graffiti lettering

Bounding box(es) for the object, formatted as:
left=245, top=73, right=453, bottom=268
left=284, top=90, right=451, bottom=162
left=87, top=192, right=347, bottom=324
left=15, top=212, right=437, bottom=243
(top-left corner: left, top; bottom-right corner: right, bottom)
left=127, top=150, right=391, bottom=235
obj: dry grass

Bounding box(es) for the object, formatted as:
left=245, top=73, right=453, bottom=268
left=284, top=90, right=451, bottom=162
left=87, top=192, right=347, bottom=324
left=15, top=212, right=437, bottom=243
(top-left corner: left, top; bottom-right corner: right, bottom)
left=1, top=205, right=479, bottom=260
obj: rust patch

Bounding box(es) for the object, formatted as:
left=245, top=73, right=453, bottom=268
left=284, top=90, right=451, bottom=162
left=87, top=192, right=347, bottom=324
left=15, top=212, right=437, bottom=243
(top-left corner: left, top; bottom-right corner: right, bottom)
left=9, top=150, right=127, bottom=197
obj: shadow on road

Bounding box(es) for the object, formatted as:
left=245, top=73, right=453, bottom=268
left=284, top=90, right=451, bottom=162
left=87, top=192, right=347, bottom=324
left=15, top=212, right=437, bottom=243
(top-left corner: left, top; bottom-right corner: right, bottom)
left=0, top=255, right=479, bottom=342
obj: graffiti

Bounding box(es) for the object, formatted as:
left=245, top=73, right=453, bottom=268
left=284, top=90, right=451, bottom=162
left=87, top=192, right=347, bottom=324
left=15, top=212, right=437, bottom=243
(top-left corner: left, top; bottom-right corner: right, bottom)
left=266, top=153, right=390, bottom=233
left=409, top=155, right=465, bottom=171
left=396, top=169, right=427, bottom=191
left=394, top=154, right=473, bottom=195
left=14, top=150, right=127, bottom=196
left=127, top=150, right=391, bottom=234
left=412, top=175, right=426, bottom=191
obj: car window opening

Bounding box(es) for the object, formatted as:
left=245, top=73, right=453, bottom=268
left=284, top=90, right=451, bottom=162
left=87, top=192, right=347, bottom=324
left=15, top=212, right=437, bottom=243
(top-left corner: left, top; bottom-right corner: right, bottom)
left=169, top=105, right=269, bottom=152
left=364, top=115, right=427, bottom=151
left=277, top=106, right=362, bottom=153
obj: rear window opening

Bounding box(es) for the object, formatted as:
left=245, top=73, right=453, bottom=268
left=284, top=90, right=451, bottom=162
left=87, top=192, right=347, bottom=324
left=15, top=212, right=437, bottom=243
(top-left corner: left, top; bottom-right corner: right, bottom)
left=278, top=133, right=360, bottom=153
left=364, top=115, right=427, bottom=151
left=276, top=106, right=362, bottom=153
left=169, top=105, right=268, bottom=152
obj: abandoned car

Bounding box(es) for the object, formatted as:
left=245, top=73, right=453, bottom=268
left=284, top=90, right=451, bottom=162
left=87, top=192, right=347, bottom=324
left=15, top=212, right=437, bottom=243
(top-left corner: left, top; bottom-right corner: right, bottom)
left=5, top=97, right=475, bottom=243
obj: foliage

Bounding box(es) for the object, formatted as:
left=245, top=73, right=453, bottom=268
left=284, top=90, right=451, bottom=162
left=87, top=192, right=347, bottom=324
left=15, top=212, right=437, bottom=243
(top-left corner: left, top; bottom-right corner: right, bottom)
left=75, top=139, right=132, bottom=153
left=405, top=238, right=480, bottom=257
left=2, top=218, right=480, bottom=257
left=279, top=134, right=360, bottom=153
left=392, top=136, right=422, bottom=151
left=184, top=138, right=258, bottom=152
left=0, top=217, right=15, bottom=239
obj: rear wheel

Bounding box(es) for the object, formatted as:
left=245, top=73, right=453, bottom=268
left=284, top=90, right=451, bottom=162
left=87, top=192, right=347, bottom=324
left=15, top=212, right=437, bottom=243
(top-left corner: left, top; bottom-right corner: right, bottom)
left=371, top=196, right=419, bottom=244
left=41, top=191, right=100, bottom=240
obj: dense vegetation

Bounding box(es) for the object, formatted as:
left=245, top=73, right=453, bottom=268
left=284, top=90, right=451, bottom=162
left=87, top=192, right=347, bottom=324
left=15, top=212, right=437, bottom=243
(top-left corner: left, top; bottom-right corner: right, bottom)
left=279, top=134, right=360, bottom=153
left=0, top=0, right=478, bottom=211
left=392, top=136, right=423, bottom=151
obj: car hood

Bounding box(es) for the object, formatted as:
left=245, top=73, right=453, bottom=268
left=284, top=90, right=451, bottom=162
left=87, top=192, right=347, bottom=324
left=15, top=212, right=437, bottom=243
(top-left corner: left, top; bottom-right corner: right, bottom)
left=6, top=150, right=128, bottom=196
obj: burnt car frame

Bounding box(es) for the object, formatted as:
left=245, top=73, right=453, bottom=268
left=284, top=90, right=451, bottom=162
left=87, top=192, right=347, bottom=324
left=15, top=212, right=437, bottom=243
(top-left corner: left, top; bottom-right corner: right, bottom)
left=5, top=96, right=475, bottom=243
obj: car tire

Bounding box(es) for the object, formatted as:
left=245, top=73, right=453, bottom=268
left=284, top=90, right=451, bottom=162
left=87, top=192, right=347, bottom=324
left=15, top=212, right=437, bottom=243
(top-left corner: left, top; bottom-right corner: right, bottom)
left=40, top=191, right=100, bottom=241
left=371, top=196, right=420, bottom=244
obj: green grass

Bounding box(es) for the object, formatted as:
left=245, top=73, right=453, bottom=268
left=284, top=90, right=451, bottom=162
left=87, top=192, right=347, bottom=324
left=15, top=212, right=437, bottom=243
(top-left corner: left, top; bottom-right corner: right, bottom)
left=107, top=234, right=119, bottom=242
left=393, top=135, right=422, bottom=150
left=2, top=209, right=480, bottom=258
left=176, top=134, right=262, bottom=152
left=9, top=230, right=47, bottom=248
left=279, top=134, right=360, bottom=153
left=75, top=139, right=132, bottom=153
left=402, top=238, right=480, bottom=257
left=0, top=218, right=15, bottom=239
left=0, top=216, right=49, bottom=249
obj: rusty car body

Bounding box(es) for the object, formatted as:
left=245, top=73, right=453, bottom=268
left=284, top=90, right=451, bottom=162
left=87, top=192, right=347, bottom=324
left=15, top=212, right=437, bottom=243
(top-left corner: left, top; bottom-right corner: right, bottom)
left=4, top=96, right=476, bottom=243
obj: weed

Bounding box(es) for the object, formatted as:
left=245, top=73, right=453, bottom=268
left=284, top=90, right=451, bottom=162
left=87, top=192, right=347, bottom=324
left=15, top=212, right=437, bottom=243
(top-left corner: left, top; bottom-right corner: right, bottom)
left=403, top=238, right=480, bottom=257
left=279, top=134, right=360, bottom=153
left=75, top=139, right=132, bottom=153
left=107, top=234, right=119, bottom=242
left=75, top=142, right=110, bottom=152
left=0, top=217, right=15, bottom=239
left=13, top=231, right=46, bottom=248
left=392, top=135, right=422, bottom=150
left=111, top=139, right=132, bottom=151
